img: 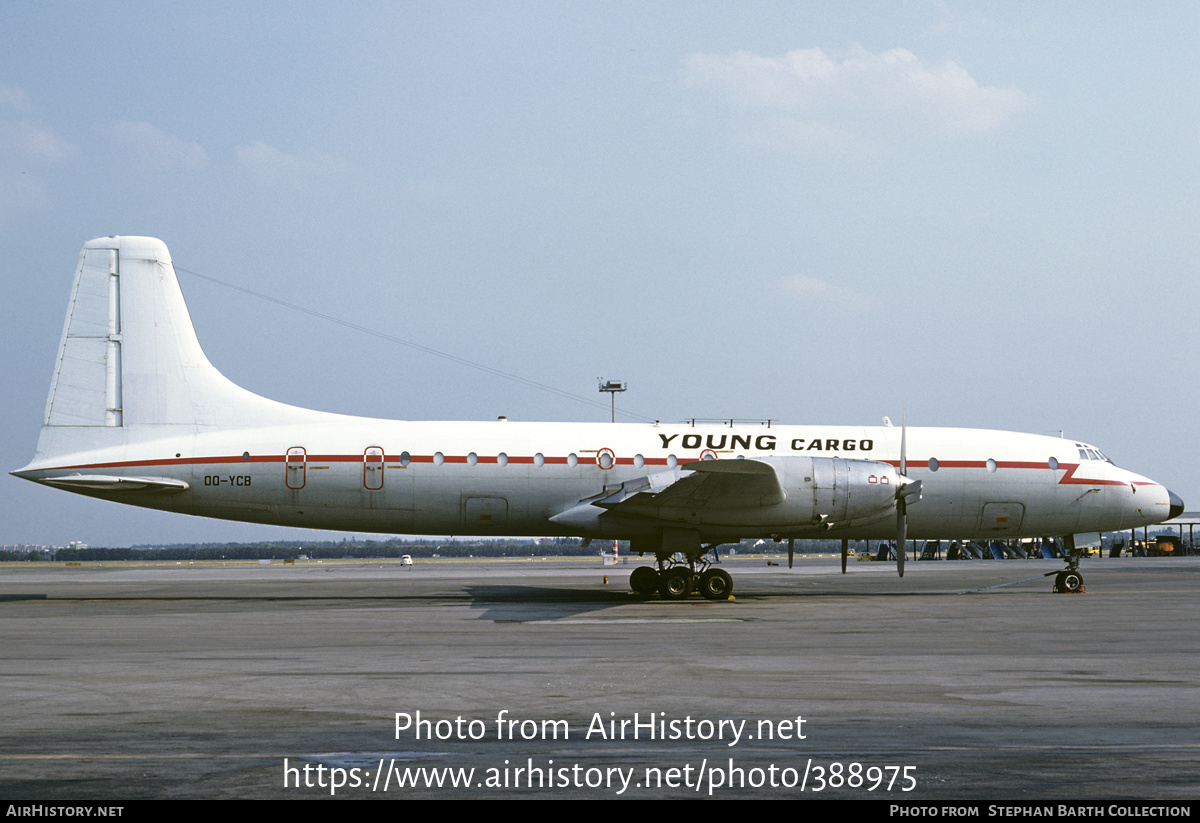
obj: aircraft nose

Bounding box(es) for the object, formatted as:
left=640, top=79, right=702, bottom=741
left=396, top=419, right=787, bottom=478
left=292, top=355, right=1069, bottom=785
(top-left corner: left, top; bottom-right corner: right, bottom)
left=1168, top=488, right=1185, bottom=520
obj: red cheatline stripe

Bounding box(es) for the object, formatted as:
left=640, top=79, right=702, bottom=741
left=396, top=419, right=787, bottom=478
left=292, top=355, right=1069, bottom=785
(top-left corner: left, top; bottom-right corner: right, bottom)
left=37, top=454, right=1152, bottom=486
left=1056, top=461, right=1150, bottom=486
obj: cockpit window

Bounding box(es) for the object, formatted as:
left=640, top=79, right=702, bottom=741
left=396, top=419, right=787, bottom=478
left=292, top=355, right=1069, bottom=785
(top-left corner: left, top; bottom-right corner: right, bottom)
left=1076, top=443, right=1116, bottom=465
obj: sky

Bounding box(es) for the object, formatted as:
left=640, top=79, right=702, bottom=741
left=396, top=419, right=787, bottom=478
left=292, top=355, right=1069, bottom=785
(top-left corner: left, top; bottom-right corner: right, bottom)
left=2, top=1, right=1197, bottom=546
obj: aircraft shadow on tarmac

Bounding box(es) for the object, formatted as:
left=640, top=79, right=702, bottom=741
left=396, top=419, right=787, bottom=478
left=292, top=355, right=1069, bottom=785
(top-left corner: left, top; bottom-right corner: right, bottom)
left=0, top=574, right=1019, bottom=617
left=465, top=584, right=640, bottom=621
left=459, top=581, right=975, bottom=622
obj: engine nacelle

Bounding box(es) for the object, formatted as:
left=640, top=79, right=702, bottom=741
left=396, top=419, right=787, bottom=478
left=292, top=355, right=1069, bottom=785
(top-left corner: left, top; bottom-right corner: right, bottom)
left=775, top=456, right=901, bottom=528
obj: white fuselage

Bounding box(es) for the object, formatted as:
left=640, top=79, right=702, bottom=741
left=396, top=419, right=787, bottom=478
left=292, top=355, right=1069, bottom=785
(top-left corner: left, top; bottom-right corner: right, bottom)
left=20, top=418, right=1172, bottom=542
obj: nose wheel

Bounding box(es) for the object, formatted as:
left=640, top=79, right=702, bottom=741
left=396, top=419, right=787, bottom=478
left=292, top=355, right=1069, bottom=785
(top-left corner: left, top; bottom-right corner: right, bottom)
left=1053, top=566, right=1085, bottom=593
left=1052, top=536, right=1086, bottom=593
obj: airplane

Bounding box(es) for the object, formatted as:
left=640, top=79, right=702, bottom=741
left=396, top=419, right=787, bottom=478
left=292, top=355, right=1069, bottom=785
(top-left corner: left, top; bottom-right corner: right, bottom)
left=12, top=236, right=1185, bottom=599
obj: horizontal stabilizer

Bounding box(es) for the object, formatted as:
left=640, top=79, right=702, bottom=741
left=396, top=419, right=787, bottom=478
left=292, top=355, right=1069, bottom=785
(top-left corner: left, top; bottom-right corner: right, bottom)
left=39, top=474, right=190, bottom=493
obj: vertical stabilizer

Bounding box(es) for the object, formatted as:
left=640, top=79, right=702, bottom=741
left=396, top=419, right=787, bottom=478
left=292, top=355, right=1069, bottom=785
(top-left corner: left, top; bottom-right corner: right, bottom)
left=28, top=237, right=328, bottom=467
left=44, top=236, right=249, bottom=428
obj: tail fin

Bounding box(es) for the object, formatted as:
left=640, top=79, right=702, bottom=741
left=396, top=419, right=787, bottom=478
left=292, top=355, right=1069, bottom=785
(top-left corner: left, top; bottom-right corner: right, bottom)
left=24, top=236, right=324, bottom=469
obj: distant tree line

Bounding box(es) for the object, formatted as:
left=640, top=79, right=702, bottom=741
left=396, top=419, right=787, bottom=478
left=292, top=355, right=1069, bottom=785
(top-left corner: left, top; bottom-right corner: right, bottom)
left=44, top=537, right=853, bottom=562
left=51, top=537, right=593, bottom=562
left=11, top=530, right=1186, bottom=563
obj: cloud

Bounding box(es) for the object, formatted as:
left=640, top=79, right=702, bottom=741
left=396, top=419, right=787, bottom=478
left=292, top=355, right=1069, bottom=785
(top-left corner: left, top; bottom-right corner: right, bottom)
left=0, top=169, right=52, bottom=224
left=0, top=84, right=74, bottom=162
left=234, top=140, right=350, bottom=188
left=681, top=46, right=1031, bottom=153
left=106, top=121, right=208, bottom=171
left=0, top=83, right=31, bottom=112
left=772, top=273, right=874, bottom=309
left=0, top=118, right=77, bottom=162
left=0, top=96, right=78, bottom=224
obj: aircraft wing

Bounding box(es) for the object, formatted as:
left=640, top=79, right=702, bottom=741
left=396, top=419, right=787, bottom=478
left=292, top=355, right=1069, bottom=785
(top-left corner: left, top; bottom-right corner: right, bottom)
left=604, top=459, right=786, bottom=512
left=549, top=459, right=785, bottom=530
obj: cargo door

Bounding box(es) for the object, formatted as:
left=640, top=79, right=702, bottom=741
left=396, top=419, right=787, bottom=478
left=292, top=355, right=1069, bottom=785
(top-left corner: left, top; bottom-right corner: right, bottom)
left=285, top=447, right=306, bottom=490
left=364, top=447, right=384, bottom=490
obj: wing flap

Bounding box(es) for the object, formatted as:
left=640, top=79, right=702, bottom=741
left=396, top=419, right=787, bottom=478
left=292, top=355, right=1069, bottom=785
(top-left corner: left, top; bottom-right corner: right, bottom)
left=600, top=459, right=784, bottom=513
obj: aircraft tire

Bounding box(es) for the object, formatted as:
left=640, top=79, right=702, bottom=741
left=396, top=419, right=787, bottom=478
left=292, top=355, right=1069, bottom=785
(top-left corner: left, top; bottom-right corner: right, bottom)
left=660, top=569, right=693, bottom=600
left=698, top=568, right=733, bottom=601
left=629, top=566, right=659, bottom=596
left=1054, top=570, right=1085, bottom=593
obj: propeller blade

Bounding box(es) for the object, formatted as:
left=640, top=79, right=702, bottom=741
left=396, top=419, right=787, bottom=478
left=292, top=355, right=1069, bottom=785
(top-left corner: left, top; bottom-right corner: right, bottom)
left=788, top=537, right=794, bottom=569
left=896, top=412, right=907, bottom=578
left=841, top=538, right=848, bottom=574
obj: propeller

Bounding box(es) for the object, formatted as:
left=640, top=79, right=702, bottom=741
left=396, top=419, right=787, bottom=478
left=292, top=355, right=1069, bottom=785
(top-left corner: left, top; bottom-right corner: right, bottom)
left=897, top=416, right=907, bottom=576
left=841, top=538, right=848, bottom=574
left=788, top=537, right=794, bottom=569
left=894, top=414, right=923, bottom=578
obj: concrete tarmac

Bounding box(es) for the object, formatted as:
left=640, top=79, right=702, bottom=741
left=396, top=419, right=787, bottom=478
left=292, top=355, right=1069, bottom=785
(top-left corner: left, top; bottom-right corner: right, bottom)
left=1, top=556, right=1198, bottom=800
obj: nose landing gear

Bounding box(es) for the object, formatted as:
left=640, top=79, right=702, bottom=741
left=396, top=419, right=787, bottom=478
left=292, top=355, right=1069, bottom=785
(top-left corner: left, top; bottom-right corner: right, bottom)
left=1052, top=535, right=1086, bottom=594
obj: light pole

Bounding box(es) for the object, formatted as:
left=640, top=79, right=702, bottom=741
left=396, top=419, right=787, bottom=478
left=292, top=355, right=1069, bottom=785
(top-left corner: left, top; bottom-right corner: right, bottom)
left=598, top=379, right=626, bottom=423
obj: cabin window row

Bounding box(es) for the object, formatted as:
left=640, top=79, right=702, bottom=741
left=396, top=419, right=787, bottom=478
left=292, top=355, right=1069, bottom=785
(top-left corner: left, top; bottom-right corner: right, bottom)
left=926, top=457, right=1063, bottom=472
left=416, top=452, right=674, bottom=469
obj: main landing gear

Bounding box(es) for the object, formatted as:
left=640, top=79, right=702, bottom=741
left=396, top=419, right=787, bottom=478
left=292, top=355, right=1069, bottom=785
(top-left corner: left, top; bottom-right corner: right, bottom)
left=629, top=546, right=733, bottom=601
